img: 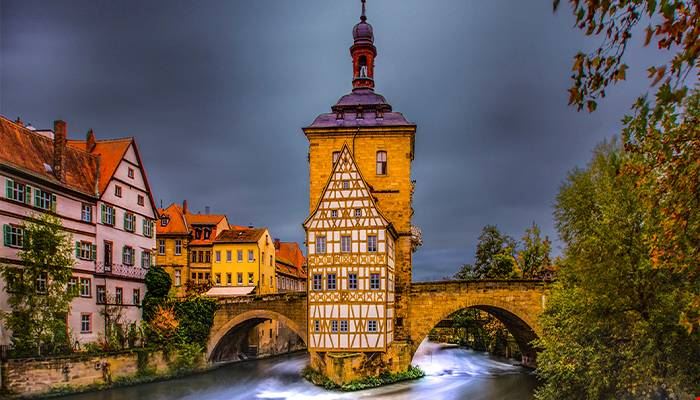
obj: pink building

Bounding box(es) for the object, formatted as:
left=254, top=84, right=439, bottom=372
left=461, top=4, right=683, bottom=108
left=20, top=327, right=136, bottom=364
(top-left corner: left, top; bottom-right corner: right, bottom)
left=0, top=116, right=157, bottom=347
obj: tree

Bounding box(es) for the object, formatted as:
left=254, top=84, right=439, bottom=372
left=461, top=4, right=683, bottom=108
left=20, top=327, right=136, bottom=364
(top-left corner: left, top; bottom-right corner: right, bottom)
left=518, top=222, right=552, bottom=279
left=142, top=266, right=172, bottom=322
left=453, top=263, right=478, bottom=280
left=0, top=214, right=75, bottom=356
left=535, top=141, right=700, bottom=399
left=472, top=225, right=519, bottom=279
left=555, top=0, right=698, bottom=112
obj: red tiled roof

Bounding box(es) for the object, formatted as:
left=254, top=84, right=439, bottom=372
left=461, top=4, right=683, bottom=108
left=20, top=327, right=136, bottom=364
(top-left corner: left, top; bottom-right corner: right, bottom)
left=67, top=138, right=132, bottom=195
left=215, top=228, right=266, bottom=244
left=185, top=213, right=227, bottom=226
left=0, top=116, right=98, bottom=195
left=157, top=203, right=189, bottom=235
left=275, top=242, right=307, bottom=279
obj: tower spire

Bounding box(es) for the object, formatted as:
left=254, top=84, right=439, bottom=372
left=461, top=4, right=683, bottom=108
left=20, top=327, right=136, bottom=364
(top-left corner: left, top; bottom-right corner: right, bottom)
left=361, top=0, right=367, bottom=22
left=351, top=0, right=376, bottom=90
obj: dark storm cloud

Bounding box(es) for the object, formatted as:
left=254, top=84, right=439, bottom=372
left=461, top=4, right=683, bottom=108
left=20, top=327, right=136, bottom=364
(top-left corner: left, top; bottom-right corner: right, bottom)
left=1, top=0, right=666, bottom=281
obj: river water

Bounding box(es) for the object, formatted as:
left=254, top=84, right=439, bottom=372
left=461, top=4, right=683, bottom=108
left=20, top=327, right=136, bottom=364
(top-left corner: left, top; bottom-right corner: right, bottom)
left=63, top=341, right=538, bottom=399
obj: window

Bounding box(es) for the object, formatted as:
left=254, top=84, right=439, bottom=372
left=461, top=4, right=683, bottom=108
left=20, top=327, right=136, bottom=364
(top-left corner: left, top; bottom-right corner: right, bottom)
left=133, top=288, right=140, bottom=305
left=175, top=240, right=182, bottom=255
left=203, top=228, right=211, bottom=240
left=197, top=272, right=203, bottom=281
left=81, top=314, right=91, bottom=333
left=194, top=228, right=202, bottom=240
left=237, top=250, right=243, bottom=262
left=142, top=219, right=153, bottom=237
left=123, top=246, right=135, bottom=266
left=124, top=213, right=135, bottom=232
left=314, top=320, right=320, bottom=332
left=141, top=250, right=151, bottom=268
left=327, top=274, right=337, bottom=290
left=248, top=250, right=254, bottom=262
left=5, top=269, right=22, bottom=293
left=315, top=236, right=326, bottom=254
left=68, top=277, right=78, bottom=296
left=128, top=167, right=134, bottom=178
left=331, top=210, right=338, bottom=218
left=332, top=151, right=340, bottom=164
left=101, top=204, right=115, bottom=226
left=3, top=225, right=24, bottom=248
left=342, top=180, right=350, bottom=189
left=313, top=274, right=322, bottom=291
left=205, top=272, right=210, bottom=282
left=215, top=273, right=221, bottom=284
left=370, top=273, right=380, bottom=290
left=81, top=204, right=92, bottom=222
left=224, top=273, right=230, bottom=285
left=160, top=216, right=169, bottom=227
left=191, top=272, right=196, bottom=281
left=341, top=236, right=351, bottom=253
left=331, top=320, right=338, bottom=333
left=248, top=272, right=254, bottom=284
left=115, top=287, right=123, bottom=304
left=354, top=209, right=362, bottom=217
left=376, top=151, right=387, bottom=175
left=36, top=272, right=47, bottom=293
left=191, top=251, right=197, bottom=263
left=348, top=273, right=358, bottom=290
left=198, top=251, right=204, bottom=263
left=104, top=241, right=113, bottom=269
left=5, top=179, right=28, bottom=203
left=34, top=188, right=55, bottom=211
left=340, top=320, right=349, bottom=332
left=79, top=278, right=91, bottom=297
left=205, top=251, right=211, bottom=263
left=368, top=235, right=377, bottom=252
left=215, top=251, right=221, bottom=262
left=158, top=239, right=166, bottom=255
left=237, top=273, right=243, bottom=285
left=137, top=195, right=144, bottom=206
left=226, top=250, right=232, bottom=262
left=76, top=241, right=95, bottom=260
left=174, top=270, right=181, bottom=286
left=114, top=185, right=122, bottom=197
left=96, top=285, right=106, bottom=304
left=368, top=320, right=378, bottom=332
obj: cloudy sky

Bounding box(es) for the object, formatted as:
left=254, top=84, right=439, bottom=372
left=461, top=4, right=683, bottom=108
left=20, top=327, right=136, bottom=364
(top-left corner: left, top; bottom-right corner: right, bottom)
left=1, top=0, right=664, bottom=280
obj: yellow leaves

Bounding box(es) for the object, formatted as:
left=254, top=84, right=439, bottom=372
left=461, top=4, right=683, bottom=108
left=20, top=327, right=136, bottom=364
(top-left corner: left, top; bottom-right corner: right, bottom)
left=613, top=64, right=628, bottom=82
left=150, top=305, right=179, bottom=339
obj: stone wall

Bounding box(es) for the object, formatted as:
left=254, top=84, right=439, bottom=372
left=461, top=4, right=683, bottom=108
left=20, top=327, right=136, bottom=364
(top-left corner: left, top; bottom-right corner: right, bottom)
left=1, top=349, right=193, bottom=398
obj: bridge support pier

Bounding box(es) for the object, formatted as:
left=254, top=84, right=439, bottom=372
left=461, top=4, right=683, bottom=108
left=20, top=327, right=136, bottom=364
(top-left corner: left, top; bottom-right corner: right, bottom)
left=308, top=341, right=414, bottom=385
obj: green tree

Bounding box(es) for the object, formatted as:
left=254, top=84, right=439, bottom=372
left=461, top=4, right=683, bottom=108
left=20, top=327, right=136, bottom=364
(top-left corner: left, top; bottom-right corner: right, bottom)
left=535, top=141, right=700, bottom=399
left=142, top=265, right=172, bottom=322
left=518, top=222, right=552, bottom=279
left=0, top=214, right=75, bottom=356
left=555, top=0, right=698, bottom=112
left=473, top=225, right=518, bottom=279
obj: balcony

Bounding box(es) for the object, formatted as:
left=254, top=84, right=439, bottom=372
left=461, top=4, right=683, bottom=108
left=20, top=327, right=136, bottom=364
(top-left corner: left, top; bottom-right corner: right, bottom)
left=95, top=262, right=148, bottom=280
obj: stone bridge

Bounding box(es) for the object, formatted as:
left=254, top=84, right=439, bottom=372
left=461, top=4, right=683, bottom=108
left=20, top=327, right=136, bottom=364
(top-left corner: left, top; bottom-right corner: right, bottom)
left=206, top=280, right=549, bottom=366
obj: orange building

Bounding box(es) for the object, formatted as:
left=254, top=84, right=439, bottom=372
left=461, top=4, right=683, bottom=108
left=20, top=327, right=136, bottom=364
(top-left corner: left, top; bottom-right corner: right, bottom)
left=274, top=239, right=307, bottom=292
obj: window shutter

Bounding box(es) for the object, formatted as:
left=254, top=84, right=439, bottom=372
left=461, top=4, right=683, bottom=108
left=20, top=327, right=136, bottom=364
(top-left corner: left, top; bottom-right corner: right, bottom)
left=100, top=204, right=105, bottom=223
left=122, top=246, right=126, bottom=264
left=142, top=219, right=147, bottom=236
left=25, top=185, right=32, bottom=205
left=3, top=225, right=10, bottom=246
left=50, top=194, right=57, bottom=212
left=91, top=244, right=97, bottom=261
left=5, top=179, right=12, bottom=199
left=34, top=190, right=39, bottom=207
left=75, top=242, right=81, bottom=259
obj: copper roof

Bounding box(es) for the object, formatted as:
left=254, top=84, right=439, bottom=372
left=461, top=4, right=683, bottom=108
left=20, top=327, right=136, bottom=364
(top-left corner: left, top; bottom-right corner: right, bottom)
left=157, top=203, right=189, bottom=235
left=214, top=228, right=266, bottom=244
left=0, top=116, right=98, bottom=195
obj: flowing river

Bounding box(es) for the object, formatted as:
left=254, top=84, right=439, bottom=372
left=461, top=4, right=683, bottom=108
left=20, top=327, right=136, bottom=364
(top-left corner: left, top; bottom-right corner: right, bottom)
left=62, top=341, right=538, bottom=399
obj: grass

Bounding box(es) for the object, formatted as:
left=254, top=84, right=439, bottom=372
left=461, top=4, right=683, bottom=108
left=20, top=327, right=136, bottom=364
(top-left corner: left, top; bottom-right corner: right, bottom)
left=302, top=365, right=425, bottom=391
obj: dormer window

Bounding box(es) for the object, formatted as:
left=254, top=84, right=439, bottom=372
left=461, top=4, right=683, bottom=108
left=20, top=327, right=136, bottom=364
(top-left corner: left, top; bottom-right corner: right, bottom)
left=160, top=216, right=169, bottom=227
left=203, top=228, right=211, bottom=240
left=194, top=228, right=202, bottom=240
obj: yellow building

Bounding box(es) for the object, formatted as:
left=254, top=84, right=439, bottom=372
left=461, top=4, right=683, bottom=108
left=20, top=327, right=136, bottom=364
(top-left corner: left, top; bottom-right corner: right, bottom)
left=156, top=202, right=190, bottom=296
left=209, top=227, right=277, bottom=295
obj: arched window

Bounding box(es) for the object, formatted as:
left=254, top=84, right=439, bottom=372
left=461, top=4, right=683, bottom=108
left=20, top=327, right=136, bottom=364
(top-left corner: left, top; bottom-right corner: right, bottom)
left=376, top=151, right=387, bottom=175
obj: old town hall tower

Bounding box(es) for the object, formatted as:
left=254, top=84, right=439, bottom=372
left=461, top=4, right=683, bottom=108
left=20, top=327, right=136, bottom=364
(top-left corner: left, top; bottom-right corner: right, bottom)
left=303, top=0, right=419, bottom=383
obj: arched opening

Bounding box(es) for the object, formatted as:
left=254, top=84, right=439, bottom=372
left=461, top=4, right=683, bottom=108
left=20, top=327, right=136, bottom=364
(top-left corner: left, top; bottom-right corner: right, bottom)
left=207, top=310, right=306, bottom=363
left=412, top=305, right=538, bottom=369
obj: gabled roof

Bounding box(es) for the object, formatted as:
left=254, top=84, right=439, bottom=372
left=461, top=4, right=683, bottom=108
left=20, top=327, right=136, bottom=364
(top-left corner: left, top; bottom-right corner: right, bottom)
left=0, top=116, right=98, bottom=196
left=214, top=227, right=267, bottom=244
left=157, top=203, right=189, bottom=235
left=275, top=241, right=307, bottom=279
left=67, top=138, right=131, bottom=195
left=303, top=143, right=393, bottom=234
left=185, top=213, right=227, bottom=226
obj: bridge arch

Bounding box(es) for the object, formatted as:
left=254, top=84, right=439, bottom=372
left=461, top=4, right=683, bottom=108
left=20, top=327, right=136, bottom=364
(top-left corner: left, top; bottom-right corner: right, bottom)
left=408, top=281, right=546, bottom=367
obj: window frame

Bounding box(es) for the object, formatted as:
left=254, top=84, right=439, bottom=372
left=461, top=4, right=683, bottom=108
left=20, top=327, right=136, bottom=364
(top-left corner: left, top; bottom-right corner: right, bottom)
left=80, top=313, right=92, bottom=334
left=370, top=273, right=380, bottom=290
left=315, top=236, right=327, bottom=254
left=340, top=236, right=351, bottom=253
left=327, top=273, right=337, bottom=290
left=348, top=273, right=358, bottom=290
left=79, top=277, right=91, bottom=298
left=376, top=151, right=387, bottom=175
left=158, top=239, right=166, bottom=255
left=367, top=235, right=378, bottom=252
left=81, top=204, right=92, bottom=223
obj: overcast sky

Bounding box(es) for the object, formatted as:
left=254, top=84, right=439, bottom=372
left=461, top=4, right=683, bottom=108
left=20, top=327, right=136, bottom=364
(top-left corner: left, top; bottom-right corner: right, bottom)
left=1, top=0, right=664, bottom=280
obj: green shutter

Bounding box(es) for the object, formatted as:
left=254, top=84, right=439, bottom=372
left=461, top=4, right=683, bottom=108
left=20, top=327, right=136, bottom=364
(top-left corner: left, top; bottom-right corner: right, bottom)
left=50, top=194, right=57, bottom=212
left=91, top=244, right=97, bottom=261
left=124, top=213, right=128, bottom=231
left=3, top=225, right=10, bottom=246
left=34, top=190, right=39, bottom=207
left=75, top=242, right=81, bottom=259
left=142, top=219, right=146, bottom=236
left=122, top=246, right=126, bottom=264
left=24, top=185, right=32, bottom=205
left=5, top=179, right=13, bottom=199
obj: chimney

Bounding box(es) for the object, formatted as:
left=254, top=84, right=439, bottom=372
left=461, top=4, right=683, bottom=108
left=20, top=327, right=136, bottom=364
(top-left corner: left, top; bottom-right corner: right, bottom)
left=205, top=206, right=210, bottom=215
left=15, top=117, right=23, bottom=126
left=53, top=120, right=67, bottom=181
left=86, top=129, right=96, bottom=152
left=274, top=238, right=281, bottom=250
left=182, top=200, right=188, bottom=214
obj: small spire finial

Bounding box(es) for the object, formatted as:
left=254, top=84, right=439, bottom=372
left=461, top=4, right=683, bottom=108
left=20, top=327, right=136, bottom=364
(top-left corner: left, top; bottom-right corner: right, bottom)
left=360, top=0, right=367, bottom=22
